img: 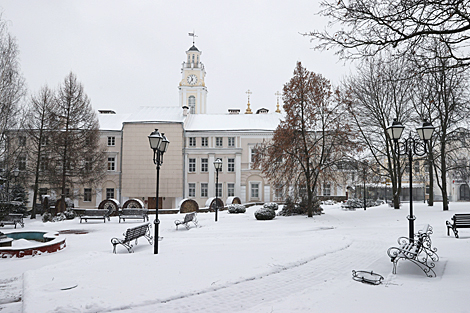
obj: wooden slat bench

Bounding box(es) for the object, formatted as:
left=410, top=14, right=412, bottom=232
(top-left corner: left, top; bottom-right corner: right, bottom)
left=118, top=208, right=149, bottom=223
left=175, top=212, right=198, bottom=230
left=387, top=224, right=439, bottom=277
left=446, top=214, right=470, bottom=238
left=0, top=213, right=24, bottom=229
left=78, top=209, right=108, bottom=223
left=111, top=223, right=153, bottom=253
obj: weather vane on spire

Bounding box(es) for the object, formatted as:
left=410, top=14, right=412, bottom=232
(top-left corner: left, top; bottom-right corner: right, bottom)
left=188, top=31, right=198, bottom=45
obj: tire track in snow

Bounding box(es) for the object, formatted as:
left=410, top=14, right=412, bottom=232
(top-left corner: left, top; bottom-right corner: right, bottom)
left=106, top=240, right=384, bottom=313
left=0, top=275, right=22, bottom=312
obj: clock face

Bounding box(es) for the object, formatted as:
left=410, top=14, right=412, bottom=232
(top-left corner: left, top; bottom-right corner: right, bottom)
left=187, top=74, right=198, bottom=85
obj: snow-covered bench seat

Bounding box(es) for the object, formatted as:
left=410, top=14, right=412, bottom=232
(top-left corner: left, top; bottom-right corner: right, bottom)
left=175, top=212, right=198, bottom=230
left=387, top=224, right=439, bottom=277
left=118, top=208, right=149, bottom=223
left=111, top=223, right=153, bottom=253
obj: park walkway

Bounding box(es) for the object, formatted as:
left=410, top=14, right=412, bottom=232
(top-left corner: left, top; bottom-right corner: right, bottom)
left=107, top=239, right=385, bottom=313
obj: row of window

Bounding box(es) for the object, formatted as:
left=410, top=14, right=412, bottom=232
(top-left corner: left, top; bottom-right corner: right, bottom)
left=83, top=188, right=115, bottom=202
left=188, top=182, right=235, bottom=198
left=188, top=158, right=235, bottom=173
left=188, top=136, right=236, bottom=148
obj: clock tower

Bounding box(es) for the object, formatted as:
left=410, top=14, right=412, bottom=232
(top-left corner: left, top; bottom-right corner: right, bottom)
left=179, top=43, right=208, bottom=114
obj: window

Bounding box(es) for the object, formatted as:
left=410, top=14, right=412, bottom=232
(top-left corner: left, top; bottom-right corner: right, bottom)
left=216, top=137, right=223, bottom=147
left=18, top=155, right=26, bottom=170
left=275, top=184, right=283, bottom=200
left=40, top=155, right=47, bottom=172
left=201, top=137, right=208, bottom=147
left=106, top=188, right=114, bottom=199
left=107, top=136, right=115, bottom=146
left=188, top=96, right=196, bottom=114
left=189, top=158, right=196, bottom=172
left=323, top=183, right=331, bottom=196
left=251, top=183, right=259, bottom=198
left=18, top=136, right=26, bottom=146
left=201, top=158, right=208, bottom=172
left=228, top=137, right=235, bottom=147
left=107, top=157, right=115, bottom=171
left=250, top=147, right=257, bottom=163
left=424, top=164, right=430, bottom=173
left=228, top=183, right=235, bottom=197
left=216, top=183, right=222, bottom=198
left=189, top=183, right=196, bottom=197
left=41, top=136, right=48, bottom=147
left=189, top=137, right=196, bottom=147
left=228, top=158, right=235, bottom=172
left=201, top=183, right=208, bottom=198
left=85, top=157, right=92, bottom=172
left=84, top=188, right=92, bottom=202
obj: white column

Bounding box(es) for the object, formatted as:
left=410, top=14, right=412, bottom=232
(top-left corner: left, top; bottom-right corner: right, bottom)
left=208, top=153, right=215, bottom=198
left=264, top=185, right=270, bottom=203
left=241, top=185, right=246, bottom=203
left=96, top=188, right=102, bottom=208
left=235, top=153, right=242, bottom=197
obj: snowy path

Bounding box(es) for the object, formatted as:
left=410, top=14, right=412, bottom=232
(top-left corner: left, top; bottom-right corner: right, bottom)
left=0, top=275, right=23, bottom=312
left=108, top=239, right=384, bottom=313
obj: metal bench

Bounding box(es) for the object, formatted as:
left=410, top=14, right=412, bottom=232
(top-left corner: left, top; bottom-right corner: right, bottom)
left=0, top=213, right=24, bottom=229
left=78, top=209, right=108, bottom=223
left=175, top=212, right=198, bottom=230
left=118, top=208, right=149, bottom=223
left=111, top=223, right=153, bottom=253
left=387, top=224, right=439, bottom=277
left=446, top=214, right=470, bottom=238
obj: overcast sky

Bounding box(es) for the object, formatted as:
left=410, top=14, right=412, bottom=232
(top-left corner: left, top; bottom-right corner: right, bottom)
left=0, top=0, right=353, bottom=115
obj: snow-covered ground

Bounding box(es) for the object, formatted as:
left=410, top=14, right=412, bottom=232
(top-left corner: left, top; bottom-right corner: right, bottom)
left=0, top=202, right=469, bottom=313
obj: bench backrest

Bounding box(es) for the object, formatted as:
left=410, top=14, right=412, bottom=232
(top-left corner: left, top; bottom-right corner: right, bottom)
left=453, top=214, right=470, bottom=225
left=124, top=224, right=149, bottom=241
left=184, top=213, right=195, bottom=223
left=83, top=209, right=108, bottom=216
left=121, top=209, right=148, bottom=216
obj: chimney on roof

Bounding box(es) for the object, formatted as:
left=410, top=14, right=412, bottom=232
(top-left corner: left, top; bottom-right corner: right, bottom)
left=182, top=105, right=189, bottom=116
left=98, top=110, right=116, bottom=114
left=228, top=108, right=240, bottom=114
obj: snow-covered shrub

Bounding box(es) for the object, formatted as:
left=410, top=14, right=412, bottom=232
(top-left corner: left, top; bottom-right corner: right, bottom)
left=64, top=209, right=76, bottom=220
left=254, top=207, right=276, bottom=220
left=228, top=204, right=246, bottom=214
left=263, top=202, right=278, bottom=211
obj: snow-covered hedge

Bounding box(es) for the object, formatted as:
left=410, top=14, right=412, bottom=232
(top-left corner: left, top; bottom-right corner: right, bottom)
left=263, top=202, right=278, bottom=211
left=254, top=207, right=276, bottom=220
left=228, top=204, right=246, bottom=214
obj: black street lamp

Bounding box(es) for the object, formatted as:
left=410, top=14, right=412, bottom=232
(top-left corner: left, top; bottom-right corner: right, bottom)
left=386, top=119, right=434, bottom=241
left=213, top=158, right=222, bottom=222
left=148, top=129, right=170, bottom=254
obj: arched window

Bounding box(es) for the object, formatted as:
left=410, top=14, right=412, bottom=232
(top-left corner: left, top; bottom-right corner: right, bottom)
left=188, top=96, right=196, bottom=113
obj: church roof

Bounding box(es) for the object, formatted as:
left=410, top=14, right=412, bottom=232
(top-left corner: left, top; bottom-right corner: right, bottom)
left=185, top=112, right=282, bottom=132
left=188, top=45, right=199, bottom=51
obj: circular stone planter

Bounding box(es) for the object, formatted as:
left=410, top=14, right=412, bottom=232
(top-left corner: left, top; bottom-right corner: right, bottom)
left=0, top=230, right=66, bottom=258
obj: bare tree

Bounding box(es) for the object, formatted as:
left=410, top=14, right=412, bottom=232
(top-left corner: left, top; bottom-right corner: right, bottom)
left=253, top=62, right=357, bottom=217
left=413, top=42, right=470, bottom=210
left=47, top=72, right=107, bottom=212
left=309, top=0, right=470, bottom=68
left=0, top=15, right=26, bottom=183
left=25, top=86, right=57, bottom=218
left=345, top=55, right=416, bottom=209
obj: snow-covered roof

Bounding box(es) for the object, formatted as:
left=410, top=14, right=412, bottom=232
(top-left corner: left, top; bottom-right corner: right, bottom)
left=185, top=112, right=282, bottom=132
left=98, top=113, right=131, bottom=131
left=98, top=106, right=186, bottom=131
left=125, top=106, right=186, bottom=124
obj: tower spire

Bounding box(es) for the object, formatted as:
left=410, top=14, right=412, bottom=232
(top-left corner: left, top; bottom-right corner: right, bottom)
left=245, top=89, right=253, bottom=114
left=275, top=91, right=281, bottom=113
left=188, top=31, right=198, bottom=45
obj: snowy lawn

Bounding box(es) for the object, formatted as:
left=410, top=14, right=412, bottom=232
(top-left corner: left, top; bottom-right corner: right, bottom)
left=0, top=202, right=469, bottom=312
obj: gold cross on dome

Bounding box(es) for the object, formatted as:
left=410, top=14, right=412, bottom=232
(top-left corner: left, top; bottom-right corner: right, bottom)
left=246, top=89, right=252, bottom=103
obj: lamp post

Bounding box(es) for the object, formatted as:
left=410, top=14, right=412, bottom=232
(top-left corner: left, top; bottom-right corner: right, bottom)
left=213, top=158, right=222, bottom=222
left=386, top=119, right=434, bottom=241
left=148, top=129, right=170, bottom=254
